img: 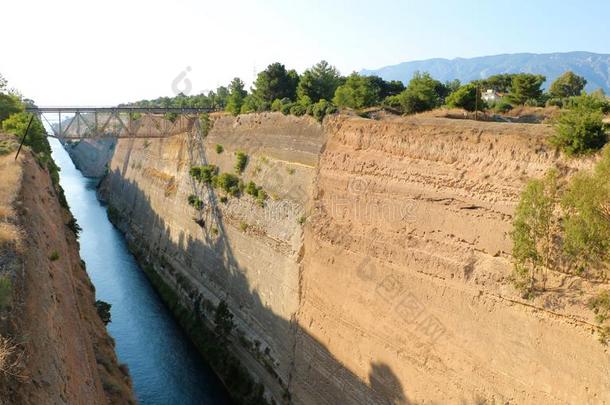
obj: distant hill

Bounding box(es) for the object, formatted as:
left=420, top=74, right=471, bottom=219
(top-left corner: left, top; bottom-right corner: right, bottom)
left=361, top=52, right=610, bottom=93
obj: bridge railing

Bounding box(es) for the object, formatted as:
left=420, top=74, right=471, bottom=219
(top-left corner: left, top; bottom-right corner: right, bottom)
left=26, top=107, right=215, bottom=140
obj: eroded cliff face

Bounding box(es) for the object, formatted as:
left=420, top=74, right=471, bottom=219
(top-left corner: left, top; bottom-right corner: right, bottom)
left=91, top=112, right=610, bottom=404
left=0, top=148, right=133, bottom=404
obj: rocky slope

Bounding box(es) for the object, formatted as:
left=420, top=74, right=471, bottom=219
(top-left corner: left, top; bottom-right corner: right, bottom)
left=81, top=112, right=610, bottom=404
left=0, top=144, right=134, bottom=404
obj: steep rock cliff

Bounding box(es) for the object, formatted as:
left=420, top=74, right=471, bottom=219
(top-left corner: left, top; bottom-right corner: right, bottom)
left=88, top=112, right=610, bottom=404
left=0, top=147, right=134, bottom=404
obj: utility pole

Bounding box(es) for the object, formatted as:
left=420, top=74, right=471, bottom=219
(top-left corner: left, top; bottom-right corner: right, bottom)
left=474, top=84, right=479, bottom=121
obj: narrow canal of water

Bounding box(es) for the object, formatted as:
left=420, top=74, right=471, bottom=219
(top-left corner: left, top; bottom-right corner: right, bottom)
left=49, top=138, right=231, bottom=404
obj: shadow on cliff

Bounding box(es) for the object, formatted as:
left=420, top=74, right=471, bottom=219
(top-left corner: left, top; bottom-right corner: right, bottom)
left=101, top=167, right=410, bottom=405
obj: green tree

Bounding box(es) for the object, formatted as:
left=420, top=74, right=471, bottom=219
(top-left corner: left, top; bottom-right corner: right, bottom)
left=445, top=83, right=484, bottom=112
left=444, top=79, right=461, bottom=96
left=252, top=62, right=299, bottom=106
left=550, top=94, right=607, bottom=155
left=474, top=74, right=517, bottom=93
left=548, top=71, right=587, bottom=99
left=226, top=78, right=247, bottom=116
left=507, top=74, right=546, bottom=105
left=561, top=147, right=610, bottom=273
left=396, top=71, right=443, bottom=114
left=0, top=92, right=23, bottom=123
left=511, top=170, right=558, bottom=297
left=297, top=60, right=343, bottom=103
left=333, top=73, right=381, bottom=109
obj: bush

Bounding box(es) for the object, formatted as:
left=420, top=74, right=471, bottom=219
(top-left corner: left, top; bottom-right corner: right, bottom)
left=310, top=99, right=336, bottom=122
left=289, top=104, right=306, bottom=116
left=550, top=95, right=607, bottom=156
left=494, top=99, right=513, bottom=113
left=189, top=165, right=217, bottom=184
left=95, top=300, right=112, bottom=325
left=255, top=189, right=267, bottom=207
left=445, top=83, right=484, bottom=112
left=215, top=173, right=240, bottom=196
left=234, top=151, right=248, bottom=174
left=49, top=250, right=60, bottom=261
left=187, top=194, right=204, bottom=209
left=215, top=144, right=223, bottom=154
left=245, top=181, right=258, bottom=197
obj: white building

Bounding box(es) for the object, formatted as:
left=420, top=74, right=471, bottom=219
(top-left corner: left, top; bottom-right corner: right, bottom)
left=481, top=89, right=501, bottom=103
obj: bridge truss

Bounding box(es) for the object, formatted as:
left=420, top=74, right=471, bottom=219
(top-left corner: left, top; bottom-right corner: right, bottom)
left=25, top=107, right=213, bottom=140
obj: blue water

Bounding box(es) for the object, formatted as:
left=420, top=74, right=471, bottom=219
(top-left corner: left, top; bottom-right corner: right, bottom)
left=49, top=138, right=231, bottom=405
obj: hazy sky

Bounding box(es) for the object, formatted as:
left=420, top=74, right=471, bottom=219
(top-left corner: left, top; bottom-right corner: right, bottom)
left=2, top=0, right=609, bottom=105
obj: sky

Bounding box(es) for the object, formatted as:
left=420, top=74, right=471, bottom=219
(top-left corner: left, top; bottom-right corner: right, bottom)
left=1, top=0, right=610, bottom=106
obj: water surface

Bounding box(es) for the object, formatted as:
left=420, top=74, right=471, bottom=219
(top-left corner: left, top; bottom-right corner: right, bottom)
left=50, top=138, right=231, bottom=405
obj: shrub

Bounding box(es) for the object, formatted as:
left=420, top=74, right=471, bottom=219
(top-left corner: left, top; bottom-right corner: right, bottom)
left=245, top=181, right=258, bottom=197
left=189, top=165, right=217, bottom=184
left=280, top=101, right=294, bottom=115
left=271, top=99, right=283, bottom=112
left=49, top=250, right=60, bottom=261
left=215, top=173, right=240, bottom=196
left=219, top=196, right=228, bottom=203
left=255, top=189, right=267, bottom=207
left=95, top=300, right=112, bottom=325
left=550, top=95, right=607, bottom=156
left=239, top=222, right=249, bottom=232
left=215, top=144, right=223, bottom=154
left=310, top=99, right=336, bottom=122
left=445, top=83, right=485, bottom=112
left=234, top=151, right=248, bottom=174
left=187, top=194, right=204, bottom=210
left=511, top=170, right=558, bottom=297
left=494, top=99, right=513, bottom=113
left=289, top=104, right=306, bottom=116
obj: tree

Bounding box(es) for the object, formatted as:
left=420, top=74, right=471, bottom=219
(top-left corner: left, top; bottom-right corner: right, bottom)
left=445, top=83, right=484, bottom=112
left=444, top=79, right=461, bottom=96
left=561, top=147, right=610, bottom=274
left=0, top=92, right=23, bottom=123
left=396, top=71, right=444, bottom=114
left=550, top=94, right=607, bottom=155
left=511, top=170, right=558, bottom=297
left=252, top=62, right=299, bottom=106
left=333, top=73, right=381, bottom=109
left=225, top=78, right=247, bottom=116
left=474, top=74, right=517, bottom=93
left=549, top=71, right=587, bottom=99
left=297, top=60, right=342, bottom=103
left=506, top=74, right=546, bottom=105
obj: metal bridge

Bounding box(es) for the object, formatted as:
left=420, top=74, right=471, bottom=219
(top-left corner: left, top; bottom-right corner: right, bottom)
left=25, top=106, right=213, bottom=140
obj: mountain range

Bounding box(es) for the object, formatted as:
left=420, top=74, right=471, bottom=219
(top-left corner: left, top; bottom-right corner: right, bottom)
left=361, top=51, right=610, bottom=93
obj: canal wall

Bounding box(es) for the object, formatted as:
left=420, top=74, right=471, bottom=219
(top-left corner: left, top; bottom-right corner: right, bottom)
left=86, top=112, right=610, bottom=404
left=0, top=142, right=134, bottom=404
